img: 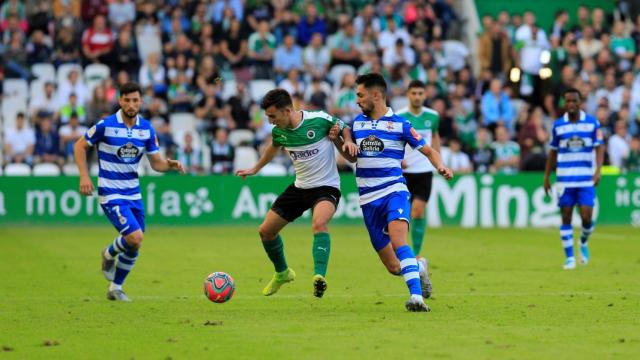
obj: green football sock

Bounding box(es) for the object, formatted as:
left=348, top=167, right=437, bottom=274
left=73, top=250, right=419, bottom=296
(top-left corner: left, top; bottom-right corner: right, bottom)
left=262, top=234, right=288, bottom=273
left=411, top=217, right=426, bottom=255
left=312, top=232, right=331, bottom=277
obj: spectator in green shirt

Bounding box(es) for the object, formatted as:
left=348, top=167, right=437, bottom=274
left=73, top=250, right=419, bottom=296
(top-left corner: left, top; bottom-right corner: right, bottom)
left=625, top=137, right=640, bottom=173
left=490, top=124, right=521, bottom=174
left=610, top=21, right=635, bottom=70
left=60, top=93, right=87, bottom=124
left=248, top=20, right=276, bottom=79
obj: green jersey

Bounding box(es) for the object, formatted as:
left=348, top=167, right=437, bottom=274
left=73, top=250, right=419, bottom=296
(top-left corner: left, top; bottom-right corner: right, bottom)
left=490, top=140, right=520, bottom=174
left=397, top=106, right=440, bottom=173
left=272, top=110, right=345, bottom=189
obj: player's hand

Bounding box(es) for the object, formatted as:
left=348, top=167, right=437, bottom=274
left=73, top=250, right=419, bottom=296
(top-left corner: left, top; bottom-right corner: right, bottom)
left=543, top=176, right=552, bottom=196
left=342, top=141, right=359, bottom=156
left=438, top=166, right=453, bottom=180
left=593, top=170, right=601, bottom=186
left=401, top=160, right=408, bottom=169
left=236, top=168, right=257, bottom=179
left=79, top=175, right=95, bottom=196
left=328, top=124, right=340, bottom=141
left=167, top=158, right=186, bottom=174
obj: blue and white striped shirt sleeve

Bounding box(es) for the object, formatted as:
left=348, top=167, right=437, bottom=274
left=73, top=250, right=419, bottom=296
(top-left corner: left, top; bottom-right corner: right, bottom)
left=84, top=120, right=105, bottom=146
left=402, top=120, right=426, bottom=150
left=146, top=126, right=160, bottom=154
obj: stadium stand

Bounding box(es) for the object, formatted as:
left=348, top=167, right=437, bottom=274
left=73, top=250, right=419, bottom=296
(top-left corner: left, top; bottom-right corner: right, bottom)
left=0, top=0, right=638, bottom=176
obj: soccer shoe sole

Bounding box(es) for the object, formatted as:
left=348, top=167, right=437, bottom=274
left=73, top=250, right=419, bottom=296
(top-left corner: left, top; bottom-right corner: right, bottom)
left=418, top=257, right=433, bottom=299
left=405, top=300, right=431, bottom=312
left=101, top=248, right=115, bottom=282
left=313, top=275, right=327, bottom=298
left=262, top=269, right=296, bottom=296
left=106, top=290, right=131, bottom=302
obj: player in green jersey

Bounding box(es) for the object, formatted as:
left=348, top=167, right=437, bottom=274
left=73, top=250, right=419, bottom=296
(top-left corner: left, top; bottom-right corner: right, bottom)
left=396, top=80, right=441, bottom=298
left=236, top=89, right=358, bottom=298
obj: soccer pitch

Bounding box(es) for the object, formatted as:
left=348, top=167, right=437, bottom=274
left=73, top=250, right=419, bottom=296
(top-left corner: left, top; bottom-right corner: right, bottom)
left=1, top=225, right=638, bottom=359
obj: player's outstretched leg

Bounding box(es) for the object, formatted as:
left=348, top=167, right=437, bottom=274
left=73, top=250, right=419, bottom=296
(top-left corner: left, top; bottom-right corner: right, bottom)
left=579, top=222, right=594, bottom=265
left=311, top=200, right=336, bottom=298
left=312, top=232, right=330, bottom=298
left=560, top=224, right=576, bottom=270
left=396, top=245, right=431, bottom=312
left=107, top=230, right=143, bottom=301
left=259, top=211, right=295, bottom=296
left=102, top=235, right=131, bottom=281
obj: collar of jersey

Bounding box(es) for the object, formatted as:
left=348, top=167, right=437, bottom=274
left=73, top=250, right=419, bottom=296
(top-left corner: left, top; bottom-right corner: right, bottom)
left=116, top=109, right=140, bottom=127
left=562, top=110, right=586, bottom=123
left=362, top=107, right=395, bottom=121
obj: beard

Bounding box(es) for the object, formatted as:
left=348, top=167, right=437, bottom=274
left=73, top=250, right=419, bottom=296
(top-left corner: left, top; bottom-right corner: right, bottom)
left=124, top=109, right=138, bottom=118
left=360, top=103, right=373, bottom=117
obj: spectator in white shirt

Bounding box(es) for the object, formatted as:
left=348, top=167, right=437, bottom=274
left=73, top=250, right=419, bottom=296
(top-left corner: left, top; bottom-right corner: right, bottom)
left=58, top=113, right=88, bottom=162
left=440, top=137, right=473, bottom=174
left=377, top=17, right=410, bottom=53
left=608, top=121, right=631, bottom=168
left=108, top=0, right=136, bottom=29
left=383, top=38, right=415, bottom=71
left=595, top=73, right=624, bottom=112
left=57, top=69, right=88, bottom=106
left=138, top=52, right=166, bottom=93
left=303, top=32, right=331, bottom=82
left=577, top=26, right=603, bottom=59
left=30, top=81, right=59, bottom=120
left=3, top=112, right=35, bottom=166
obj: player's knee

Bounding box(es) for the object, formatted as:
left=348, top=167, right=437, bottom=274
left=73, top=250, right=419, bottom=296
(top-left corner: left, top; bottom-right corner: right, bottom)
left=258, top=224, right=277, bottom=241
left=126, top=233, right=144, bottom=249
left=311, top=219, right=328, bottom=233
left=411, top=208, right=424, bottom=219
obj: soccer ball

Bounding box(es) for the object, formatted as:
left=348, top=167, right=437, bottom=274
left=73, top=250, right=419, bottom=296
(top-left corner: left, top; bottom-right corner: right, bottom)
left=204, top=272, right=235, bottom=303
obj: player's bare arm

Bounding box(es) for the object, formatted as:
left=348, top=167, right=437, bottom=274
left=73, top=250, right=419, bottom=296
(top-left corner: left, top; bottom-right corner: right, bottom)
left=594, top=145, right=604, bottom=186
left=543, top=149, right=558, bottom=195
left=329, top=124, right=357, bottom=163
left=236, top=142, right=280, bottom=178
left=73, top=136, right=95, bottom=196
left=418, top=145, right=453, bottom=180
left=148, top=152, right=186, bottom=173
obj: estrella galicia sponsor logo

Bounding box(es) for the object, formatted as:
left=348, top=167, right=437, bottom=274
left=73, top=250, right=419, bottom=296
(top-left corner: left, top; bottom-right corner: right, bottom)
left=567, top=136, right=586, bottom=151
left=289, top=148, right=319, bottom=160
left=117, top=142, right=140, bottom=162
left=360, top=135, right=384, bottom=156
left=306, top=129, right=315, bottom=139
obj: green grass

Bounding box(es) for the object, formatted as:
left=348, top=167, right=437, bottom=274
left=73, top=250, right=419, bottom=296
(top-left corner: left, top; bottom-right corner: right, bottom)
left=0, top=225, right=639, bottom=359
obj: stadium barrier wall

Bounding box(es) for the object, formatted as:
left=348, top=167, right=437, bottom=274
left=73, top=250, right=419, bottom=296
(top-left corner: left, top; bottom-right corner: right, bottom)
left=0, top=174, right=639, bottom=227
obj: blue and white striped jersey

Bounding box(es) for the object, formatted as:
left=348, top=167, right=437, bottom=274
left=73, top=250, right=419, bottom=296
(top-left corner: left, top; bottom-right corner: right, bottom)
left=352, top=108, right=426, bottom=204
left=84, top=110, right=159, bottom=204
left=549, top=111, right=603, bottom=188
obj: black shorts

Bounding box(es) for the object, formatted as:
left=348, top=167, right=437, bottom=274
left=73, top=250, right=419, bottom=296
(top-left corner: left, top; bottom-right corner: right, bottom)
left=271, top=184, right=342, bottom=222
left=403, top=172, right=433, bottom=202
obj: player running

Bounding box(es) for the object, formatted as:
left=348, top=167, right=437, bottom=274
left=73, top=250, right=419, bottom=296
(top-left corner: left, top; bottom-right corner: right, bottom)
left=334, top=73, right=452, bottom=312
left=74, top=82, right=185, bottom=302
left=544, top=88, right=604, bottom=270
left=236, top=88, right=358, bottom=298
left=397, top=80, right=441, bottom=298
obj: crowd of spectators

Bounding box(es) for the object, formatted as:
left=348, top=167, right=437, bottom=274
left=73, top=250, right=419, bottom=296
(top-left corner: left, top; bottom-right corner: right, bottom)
left=1, top=0, right=639, bottom=175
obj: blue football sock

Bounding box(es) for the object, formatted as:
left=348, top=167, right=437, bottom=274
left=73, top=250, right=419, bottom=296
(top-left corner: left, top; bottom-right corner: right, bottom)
left=107, top=235, right=131, bottom=258
left=560, top=224, right=574, bottom=259
left=395, top=245, right=422, bottom=297
left=580, top=222, right=594, bottom=245
left=113, top=250, right=139, bottom=286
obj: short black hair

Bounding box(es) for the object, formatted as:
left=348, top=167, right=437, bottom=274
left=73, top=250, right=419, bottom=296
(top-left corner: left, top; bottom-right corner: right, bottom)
left=563, top=88, right=582, bottom=100
left=260, top=88, right=293, bottom=110
left=356, top=73, right=387, bottom=96
left=120, top=82, right=142, bottom=97
left=407, top=80, right=426, bottom=90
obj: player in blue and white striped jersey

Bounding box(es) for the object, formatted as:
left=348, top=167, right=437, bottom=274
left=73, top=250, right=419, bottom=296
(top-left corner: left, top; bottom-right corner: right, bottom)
left=544, top=88, right=604, bottom=270
left=74, top=82, right=185, bottom=301
left=333, top=73, right=453, bottom=312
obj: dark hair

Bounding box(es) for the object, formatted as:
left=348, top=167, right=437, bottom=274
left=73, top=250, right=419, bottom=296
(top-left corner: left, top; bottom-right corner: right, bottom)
left=17, top=112, right=25, bottom=118
left=260, top=88, right=293, bottom=110
left=356, top=73, right=387, bottom=96
left=120, top=82, right=142, bottom=96
left=563, top=88, right=582, bottom=100
left=407, top=80, right=426, bottom=90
